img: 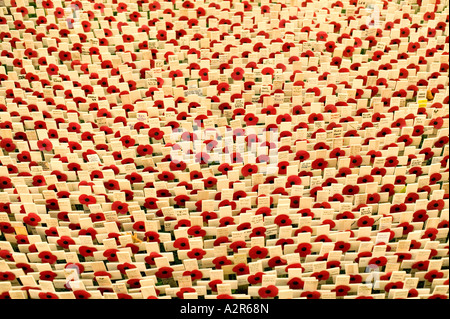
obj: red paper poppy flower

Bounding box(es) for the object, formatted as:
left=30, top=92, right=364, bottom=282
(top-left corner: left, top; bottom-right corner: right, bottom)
left=232, top=263, right=249, bottom=275
left=183, top=269, right=203, bottom=281
left=148, top=128, right=164, bottom=140
left=422, top=228, right=439, bottom=240
left=212, top=256, right=232, bottom=269
left=246, top=272, right=264, bottom=285
left=155, top=267, right=174, bottom=279
left=332, top=285, right=351, bottom=296
left=241, top=164, right=258, bottom=177
left=368, top=256, right=387, bottom=268
left=56, top=236, right=75, bottom=249
left=38, top=251, right=57, bottom=264
left=143, top=231, right=159, bottom=243
left=311, top=270, right=330, bottom=281
left=158, top=171, right=175, bottom=181
left=249, top=246, right=269, bottom=259
left=144, top=252, right=163, bottom=266
left=0, top=250, right=14, bottom=262
left=79, top=194, right=96, bottom=205
left=208, top=279, right=223, bottom=292
left=187, top=248, right=207, bottom=260
left=273, top=214, right=291, bottom=226
left=229, top=241, right=247, bottom=253
left=343, top=185, right=360, bottom=196
left=427, top=199, right=445, bottom=211
left=0, top=138, right=15, bottom=152
left=258, top=285, right=278, bottom=298
left=250, top=227, right=266, bottom=238
left=77, top=226, right=97, bottom=239
left=101, top=249, right=119, bottom=263
left=117, top=262, right=137, bottom=275
left=243, top=113, right=259, bottom=126
left=78, top=245, right=96, bottom=257
left=292, top=242, right=311, bottom=257
left=0, top=176, right=12, bottom=189
left=410, top=260, right=429, bottom=272
left=312, top=158, right=328, bottom=170
left=39, top=292, right=59, bottom=299
left=0, top=270, right=15, bottom=281
left=357, top=215, right=375, bottom=228
left=334, top=241, right=351, bottom=253
left=74, top=290, right=91, bottom=299
left=23, top=213, right=41, bottom=227
left=187, top=226, right=206, bottom=237
left=301, top=291, right=321, bottom=299
left=385, top=281, right=404, bottom=292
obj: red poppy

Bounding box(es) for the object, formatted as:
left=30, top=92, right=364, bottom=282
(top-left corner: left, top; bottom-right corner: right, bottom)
left=438, top=220, right=449, bottom=229
left=428, top=294, right=448, bottom=299
left=73, top=290, right=91, bottom=299
left=56, top=236, right=75, bottom=249
left=0, top=270, right=15, bottom=281
left=203, top=177, right=217, bottom=189
left=385, top=281, right=404, bottom=292
left=412, top=260, right=429, bottom=271
left=158, top=171, right=175, bottom=181
left=0, top=138, right=15, bottom=152
left=38, top=251, right=57, bottom=264
left=78, top=227, right=97, bottom=239
left=79, top=246, right=97, bottom=257
left=232, top=263, right=249, bottom=275
left=280, top=275, right=303, bottom=290
left=272, top=213, right=292, bottom=226
left=434, top=136, right=449, bottom=148
left=294, top=242, right=311, bottom=257
left=155, top=267, right=174, bottom=279
left=248, top=246, right=269, bottom=259
left=332, top=285, right=351, bottom=296
left=187, top=226, right=206, bottom=237
left=173, top=237, right=190, bottom=250
left=148, top=128, right=164, bottom=140
left=368, top=256, right=387, bottom=267
left=229, top=241, right=247, bottom=253
left=380, top=183, right=395, bottom=197
left=103, top=249, right=119, bottom=262
left=312, top=158, right=328, bottom=170
left=334, top=241, right=351, bottom=253
left=241, top=164, right=258, bottom=177
left=250, top=227, right=266, bottom=238
left=117, top=262, right=137, bottom=275
left=174, top=195, right=190, bottom=207
left=394, top=252, right=412, bottom=263
left=427, top=199, right=445, bottom=211
left=143, top=231, right=159, bottom=243
left=23, top=213, right=41, bottom=227
left=258, top=285, right=278, bottom=299
left=79, top=194, right=96, bottom=205
left=311, top=270, right=330, bottom=281
left=245, top=272, right=264, bottom=285
left=301, top=291, right=321, bottom=299
left=422, top=228, right=438, bottom=240
left=38, top=292, right=59, bottom=299
left=342, top=185, right=360, bottom=196
left=357, top=215, right=375, bottom=227
left=207, top=279, right=224, bottom=293
left=397, top=222, right=414, bottom=236
left=212, top=256, right=232, bottom=269
left=187, top=248, right=207, bottom=260
left=0, top=250, right=14, bottom=262
left=0, top=177, right=12, bottom=190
